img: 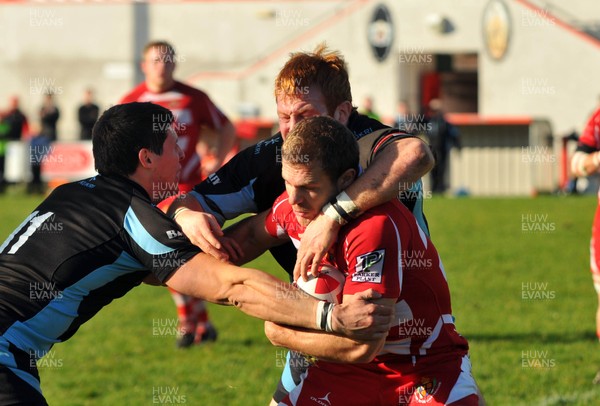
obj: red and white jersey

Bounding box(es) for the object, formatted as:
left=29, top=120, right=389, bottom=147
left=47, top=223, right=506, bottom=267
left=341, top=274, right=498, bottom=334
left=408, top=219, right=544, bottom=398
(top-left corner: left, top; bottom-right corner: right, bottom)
left=120, top=81, right=230, bottom=189
left=266, top=193, right=469, bottom=358
left=579, top=108, right=600, bottom=151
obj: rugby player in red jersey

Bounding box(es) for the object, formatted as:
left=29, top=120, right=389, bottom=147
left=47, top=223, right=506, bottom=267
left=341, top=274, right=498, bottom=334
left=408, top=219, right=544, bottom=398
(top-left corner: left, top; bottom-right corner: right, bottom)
left=120, top=41, right=237, bottom=347
left=229, top=116, right=481, bottom=405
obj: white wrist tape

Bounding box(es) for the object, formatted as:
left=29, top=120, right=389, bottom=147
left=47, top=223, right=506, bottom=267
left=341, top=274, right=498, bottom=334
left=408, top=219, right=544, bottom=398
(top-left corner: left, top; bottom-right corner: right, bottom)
left=335, top=191, right=359, bottom=218
left=315, top=301, right=335, bottom=331
left=322, top=202, right=346, bottom=225
left=321, top=191, right=359, bottom=226
left=315, top=301, right=326, bottom=330
left=325, top=304, right=335, bottom=333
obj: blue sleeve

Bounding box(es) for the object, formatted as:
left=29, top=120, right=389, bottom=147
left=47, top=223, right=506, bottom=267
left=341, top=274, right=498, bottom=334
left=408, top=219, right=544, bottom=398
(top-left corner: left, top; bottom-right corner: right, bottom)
left=123, top=195, right=201, bottom=283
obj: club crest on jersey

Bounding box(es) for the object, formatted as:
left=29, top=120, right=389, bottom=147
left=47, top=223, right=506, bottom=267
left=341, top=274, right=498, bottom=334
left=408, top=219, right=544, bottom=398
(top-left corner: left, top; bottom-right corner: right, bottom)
left=413, top=377, right=441, bottom=403
left=166, top=229, right=183, bottom=239
left=352, top=249, right=385, bottom=283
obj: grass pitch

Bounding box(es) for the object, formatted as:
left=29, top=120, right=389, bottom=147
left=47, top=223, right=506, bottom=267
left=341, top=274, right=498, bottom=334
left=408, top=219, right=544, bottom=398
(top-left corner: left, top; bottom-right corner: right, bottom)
left=1, top=190, right=599, bottom=405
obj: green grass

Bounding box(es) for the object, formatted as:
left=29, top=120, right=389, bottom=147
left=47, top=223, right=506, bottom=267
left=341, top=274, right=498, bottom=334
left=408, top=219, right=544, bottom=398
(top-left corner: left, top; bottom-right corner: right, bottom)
left=2, top=190, right=600, bottom=405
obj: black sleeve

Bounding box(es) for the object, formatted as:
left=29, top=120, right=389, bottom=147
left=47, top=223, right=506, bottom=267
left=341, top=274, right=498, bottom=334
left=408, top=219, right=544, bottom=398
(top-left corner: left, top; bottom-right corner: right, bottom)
left=357, top=128, right=419, bottom=169
left=193, top=134, right=286, bottom=222
left=576, top=143, right=597, bottom=154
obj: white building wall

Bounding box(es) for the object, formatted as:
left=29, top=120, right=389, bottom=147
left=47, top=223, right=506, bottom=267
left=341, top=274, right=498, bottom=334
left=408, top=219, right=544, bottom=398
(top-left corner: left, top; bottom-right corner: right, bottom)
left=0, top=0, right=598, bottom=158
left=480, top=0, right=600, bottom=136
left=0, top=4, right=136, bottom=139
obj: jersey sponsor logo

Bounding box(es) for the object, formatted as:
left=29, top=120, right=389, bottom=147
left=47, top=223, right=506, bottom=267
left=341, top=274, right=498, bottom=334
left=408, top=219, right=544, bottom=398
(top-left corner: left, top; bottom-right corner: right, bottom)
left=354, top=127, right=374, bottom=139
left=79, top=178, right=96, bottom=189
left=166, top=230, right=183, bottom=239
left=352, top=249, right=385, bottom=283
left=309, top=391, right=332, bottom=406
left=208, top=173, right=221, bottom=185
left=254, top=136, right=281, bottom=155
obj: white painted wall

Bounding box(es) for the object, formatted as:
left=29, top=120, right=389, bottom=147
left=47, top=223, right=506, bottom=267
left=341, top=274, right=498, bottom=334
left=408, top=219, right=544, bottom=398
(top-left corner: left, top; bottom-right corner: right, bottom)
left=0, top=0, right=597, bottom=146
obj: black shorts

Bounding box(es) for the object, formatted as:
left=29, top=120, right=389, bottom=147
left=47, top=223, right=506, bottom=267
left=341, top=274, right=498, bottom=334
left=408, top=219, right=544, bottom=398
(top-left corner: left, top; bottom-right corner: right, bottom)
left=0, top=365, right=48, bottom=406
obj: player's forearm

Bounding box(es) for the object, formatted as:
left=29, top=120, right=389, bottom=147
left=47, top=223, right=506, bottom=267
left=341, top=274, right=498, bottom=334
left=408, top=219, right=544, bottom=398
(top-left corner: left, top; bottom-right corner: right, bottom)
left=222, top=220, right=264, bottom=265
left=224, top=273, right=321, bottom=329
left=168, top=256, right=392, bottom=337
left=164, top=192, right=205, bottom=218
left=572, top=151, right=600, bottom=177
left=223, top=212, right=284, bottom=266
left=265, top=322, right=383, bottom=363
left=167, top=254, right=319, bottom=326
left=223, top=272, right=392, bottom=339
left=345, top=137, right=434, bottom=215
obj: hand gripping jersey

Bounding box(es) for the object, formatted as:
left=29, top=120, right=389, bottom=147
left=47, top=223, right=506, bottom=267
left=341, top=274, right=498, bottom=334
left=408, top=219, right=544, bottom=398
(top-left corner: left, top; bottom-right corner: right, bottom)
left=193, top=111, right=429, bottom=275
left=120, top=81, right=230, bottom=188
left=0, top=175, right=200, bottom=398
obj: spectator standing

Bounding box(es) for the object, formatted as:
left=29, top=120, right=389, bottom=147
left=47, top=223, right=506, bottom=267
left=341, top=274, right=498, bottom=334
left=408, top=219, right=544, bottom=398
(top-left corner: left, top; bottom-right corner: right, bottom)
left=77, top=89, right=99, bottom=140
left=360, top=95, right=381, bottom=121
left=394, top=99, right=410, bottom=131
left=2, top=96, right=29, bottom=141
left=0, top=96, right=29, bottom=191
left=427, top=98, right=461, bottom=193
left=40, top=93, right=60, bottom=142
left=27, top=124, right=50, bottom=195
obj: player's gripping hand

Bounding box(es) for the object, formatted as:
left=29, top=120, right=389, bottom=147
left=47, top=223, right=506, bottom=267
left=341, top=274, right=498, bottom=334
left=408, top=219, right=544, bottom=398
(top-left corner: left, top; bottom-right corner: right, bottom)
left=175, top=209, right=243, bottom=263
left=332, top=289, right=393, bottom=340
left=294, top=212, right=341, bottom=282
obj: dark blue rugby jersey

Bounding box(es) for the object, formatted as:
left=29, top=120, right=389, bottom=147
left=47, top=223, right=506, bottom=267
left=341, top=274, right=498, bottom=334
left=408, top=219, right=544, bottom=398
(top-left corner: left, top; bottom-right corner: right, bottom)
left=0, top=175, right=200, bottom=382
left=194, top=110, right=428, bottom=233
left=193, top=111, right=428, bottom=276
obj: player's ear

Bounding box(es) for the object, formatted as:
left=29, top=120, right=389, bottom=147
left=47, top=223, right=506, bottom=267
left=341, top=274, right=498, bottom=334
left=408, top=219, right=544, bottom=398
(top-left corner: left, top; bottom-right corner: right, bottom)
left=337, top=168, right=356, bottom=191
left=333, top=101, right=352, bottom=125
left=140, top=57, right=148, bottom=75
left=138, top=149, right=153, bottom=168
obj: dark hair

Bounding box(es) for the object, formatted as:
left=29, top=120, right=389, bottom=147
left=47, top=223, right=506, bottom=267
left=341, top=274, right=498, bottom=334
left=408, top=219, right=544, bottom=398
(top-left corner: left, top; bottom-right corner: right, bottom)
left=282, top=116, right=358, bottom=182
left=93, top=102, right=174, bottom=177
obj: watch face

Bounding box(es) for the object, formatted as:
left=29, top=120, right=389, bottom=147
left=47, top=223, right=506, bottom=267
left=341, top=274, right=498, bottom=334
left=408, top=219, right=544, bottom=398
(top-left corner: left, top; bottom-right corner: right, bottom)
left=482, top=0, right=511, bottom=61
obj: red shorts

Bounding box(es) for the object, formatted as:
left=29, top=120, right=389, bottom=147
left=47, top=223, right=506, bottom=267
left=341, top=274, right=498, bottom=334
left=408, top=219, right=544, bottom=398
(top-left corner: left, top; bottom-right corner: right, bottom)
left=279, top=352, right=479, bottom=406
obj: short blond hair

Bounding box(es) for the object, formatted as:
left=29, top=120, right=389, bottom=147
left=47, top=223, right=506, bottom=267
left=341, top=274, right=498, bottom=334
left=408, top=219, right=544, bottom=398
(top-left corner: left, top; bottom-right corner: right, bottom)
left=283, top=116, right=358, bottom=182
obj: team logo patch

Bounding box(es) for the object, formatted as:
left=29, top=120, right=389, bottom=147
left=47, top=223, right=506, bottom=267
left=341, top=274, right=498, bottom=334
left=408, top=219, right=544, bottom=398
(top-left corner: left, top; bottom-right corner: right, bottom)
left=352, top=249, right=385, bottom=283
left=413, top=377, right=441, bottom=403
